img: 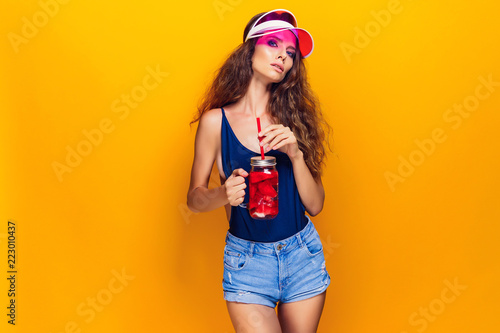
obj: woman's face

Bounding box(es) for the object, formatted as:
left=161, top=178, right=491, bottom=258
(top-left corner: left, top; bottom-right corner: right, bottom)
left=251, top=30, right=297, bottom=83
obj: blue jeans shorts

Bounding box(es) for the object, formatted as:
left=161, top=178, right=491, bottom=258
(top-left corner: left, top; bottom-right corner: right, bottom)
left=222, top=217, right=331, bottom=308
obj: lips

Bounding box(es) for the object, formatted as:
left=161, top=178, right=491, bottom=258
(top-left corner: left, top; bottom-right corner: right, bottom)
left=271, top=63, right=284, bottom=73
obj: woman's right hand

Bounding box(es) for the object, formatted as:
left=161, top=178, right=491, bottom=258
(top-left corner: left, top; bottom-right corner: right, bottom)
left=224, top=168, right=248, bottom=206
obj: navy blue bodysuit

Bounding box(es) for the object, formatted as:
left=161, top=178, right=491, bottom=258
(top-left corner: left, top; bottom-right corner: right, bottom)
left=220, top=107, right=308, bottom=242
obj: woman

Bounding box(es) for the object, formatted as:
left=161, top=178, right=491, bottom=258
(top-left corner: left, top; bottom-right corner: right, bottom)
left=187, top=9, right=332, bottom=332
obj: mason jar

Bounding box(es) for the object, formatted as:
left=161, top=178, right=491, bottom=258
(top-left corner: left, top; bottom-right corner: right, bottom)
left=248, top=156, right=279, bottom=219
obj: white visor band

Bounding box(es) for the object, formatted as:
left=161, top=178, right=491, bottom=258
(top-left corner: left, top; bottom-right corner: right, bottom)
left=245, top=20, right=297, bottom=42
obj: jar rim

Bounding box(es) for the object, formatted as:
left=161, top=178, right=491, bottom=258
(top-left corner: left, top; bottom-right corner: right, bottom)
left=250, top=156, right=276, bottom=166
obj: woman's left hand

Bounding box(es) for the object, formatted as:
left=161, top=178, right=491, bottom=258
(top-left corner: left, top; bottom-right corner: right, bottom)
left=259, top=124, right=301, bottom=160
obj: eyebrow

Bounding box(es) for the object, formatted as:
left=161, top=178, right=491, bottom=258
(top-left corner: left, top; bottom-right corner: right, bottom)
left=266, top=36, right=297, bottom=51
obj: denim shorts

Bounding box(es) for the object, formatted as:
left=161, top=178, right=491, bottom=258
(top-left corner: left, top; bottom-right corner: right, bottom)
left=222, top=217, right=331, bottom=308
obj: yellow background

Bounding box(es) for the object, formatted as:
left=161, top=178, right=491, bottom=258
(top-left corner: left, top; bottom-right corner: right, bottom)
left=1, top=0, right=499, bottom=332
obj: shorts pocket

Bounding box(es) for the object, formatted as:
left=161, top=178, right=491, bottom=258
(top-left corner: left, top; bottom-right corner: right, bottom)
left=303, top=231, right=323, bottom=257
left=223, top=245, right=250, bottom=270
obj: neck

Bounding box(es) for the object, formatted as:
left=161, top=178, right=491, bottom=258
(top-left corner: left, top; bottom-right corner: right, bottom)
left=238, top=76, right=272, bottom=118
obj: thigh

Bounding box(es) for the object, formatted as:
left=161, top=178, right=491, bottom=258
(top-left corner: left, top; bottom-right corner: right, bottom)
left=277, top=291, right=327, bottom=333
left=226, top=301, right=282, bottom=333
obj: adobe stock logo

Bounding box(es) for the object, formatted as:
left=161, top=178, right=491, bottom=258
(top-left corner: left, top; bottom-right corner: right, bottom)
left=340, top=0, right=415, bottom=63
left=213, top=0, right=244, bottom=21
left=49, top=268, right=135, bottom=333
left=399, top=277, right=467, bottom=333
left=8, top=0, right=72, bottom=54
left=385, top=74, right=498, bottom=192
left=52, top=65, right=169, bottom=182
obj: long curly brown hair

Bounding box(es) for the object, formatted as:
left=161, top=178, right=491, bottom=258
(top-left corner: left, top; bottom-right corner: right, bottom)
left=192, top=12, right=332, bottom=180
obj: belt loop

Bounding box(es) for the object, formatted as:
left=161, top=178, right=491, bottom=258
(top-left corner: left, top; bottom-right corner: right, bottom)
left=296, top=232, right=303, bottom=248
left=248, top=242, right=255, bottom=258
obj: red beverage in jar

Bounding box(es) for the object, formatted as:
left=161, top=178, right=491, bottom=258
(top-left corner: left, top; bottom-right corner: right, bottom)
left=249, top=156, right=279, bottom=219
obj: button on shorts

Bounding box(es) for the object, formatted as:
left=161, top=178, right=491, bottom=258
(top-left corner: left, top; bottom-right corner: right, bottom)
left=222, top=217, right=331, bottom=308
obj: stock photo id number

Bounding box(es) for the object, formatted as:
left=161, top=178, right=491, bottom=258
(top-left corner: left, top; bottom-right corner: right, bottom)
left=6, top=220, right=17, bottom=325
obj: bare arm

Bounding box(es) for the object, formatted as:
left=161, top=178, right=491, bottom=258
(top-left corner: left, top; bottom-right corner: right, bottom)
left=289, top=150, right=325, bottom=216
left=259, top=125, right=325, bottom=216
left=187, top=109, right=248, bottom=213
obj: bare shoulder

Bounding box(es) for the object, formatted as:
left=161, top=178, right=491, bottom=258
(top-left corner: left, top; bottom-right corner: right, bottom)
left=199, top=108, right=223, bottom=130
left=195, top=108, right=223, bottom=146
